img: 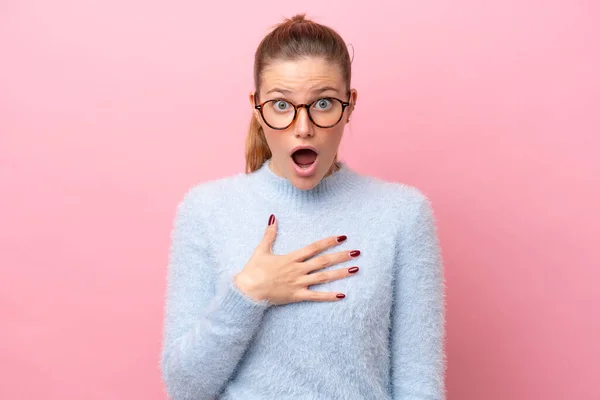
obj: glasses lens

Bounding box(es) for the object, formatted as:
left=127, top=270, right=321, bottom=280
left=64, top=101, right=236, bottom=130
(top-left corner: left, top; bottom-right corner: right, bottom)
left=262, top=100, right=295, bottom=129
left=309, top=98, right=343, bottom=127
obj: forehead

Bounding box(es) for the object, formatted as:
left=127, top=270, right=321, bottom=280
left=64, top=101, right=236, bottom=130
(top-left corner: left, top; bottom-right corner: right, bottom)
left=260, top=58, right=345, bottom=97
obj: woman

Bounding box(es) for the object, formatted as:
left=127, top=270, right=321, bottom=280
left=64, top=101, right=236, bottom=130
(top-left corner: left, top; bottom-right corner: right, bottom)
left=160, top=14, right=446, bottom=400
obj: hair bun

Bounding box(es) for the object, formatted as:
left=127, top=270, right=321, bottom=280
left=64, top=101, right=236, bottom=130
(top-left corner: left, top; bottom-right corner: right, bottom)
left=288, top=13, right=308, bottom=23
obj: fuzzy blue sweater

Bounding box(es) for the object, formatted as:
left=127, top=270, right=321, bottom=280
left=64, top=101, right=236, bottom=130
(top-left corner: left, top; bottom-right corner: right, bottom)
left=160, top=158, right=446, bottom=399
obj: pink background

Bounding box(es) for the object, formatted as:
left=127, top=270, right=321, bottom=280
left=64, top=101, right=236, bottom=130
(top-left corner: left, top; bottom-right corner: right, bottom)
left=1, top=1, right=599, bottom=399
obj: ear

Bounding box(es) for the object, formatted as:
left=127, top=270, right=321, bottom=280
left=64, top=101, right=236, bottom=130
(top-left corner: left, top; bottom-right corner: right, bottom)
left=249, top=91, right=257, bottom=111
left=249, top=91, right=261, bottom=120
left=346, top=88, right=358, bottom=121
left=250, top=91, right=266, bottom=131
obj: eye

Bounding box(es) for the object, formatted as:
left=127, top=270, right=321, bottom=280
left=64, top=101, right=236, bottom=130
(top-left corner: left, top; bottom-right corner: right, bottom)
left=313, top=98, right=332, bottom=110
left=272, top=100, right=292, bottom=112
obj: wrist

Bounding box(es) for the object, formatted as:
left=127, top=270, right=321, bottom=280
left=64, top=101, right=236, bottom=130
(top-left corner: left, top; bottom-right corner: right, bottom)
left=234, top=272, right=267, bottom=302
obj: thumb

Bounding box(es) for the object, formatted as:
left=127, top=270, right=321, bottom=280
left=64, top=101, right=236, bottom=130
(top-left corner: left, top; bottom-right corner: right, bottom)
left=260, top=214, right=278, bottom=253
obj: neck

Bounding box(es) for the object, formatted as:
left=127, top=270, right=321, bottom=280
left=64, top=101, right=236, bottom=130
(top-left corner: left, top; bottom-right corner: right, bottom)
left=324, top=160, right=340, bottom=178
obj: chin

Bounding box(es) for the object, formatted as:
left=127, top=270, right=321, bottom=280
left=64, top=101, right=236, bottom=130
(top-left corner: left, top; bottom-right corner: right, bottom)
left=288, top=165, right=327, bottom=190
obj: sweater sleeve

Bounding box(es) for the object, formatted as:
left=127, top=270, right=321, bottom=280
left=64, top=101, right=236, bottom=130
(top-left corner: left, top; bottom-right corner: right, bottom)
left=390, top=194, right=447, bottom=400
left=160, top=188, right=271, bottom=400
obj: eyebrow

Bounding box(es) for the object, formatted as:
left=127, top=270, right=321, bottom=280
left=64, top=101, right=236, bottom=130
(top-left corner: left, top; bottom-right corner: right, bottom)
left=265, top=86, right=340, bottom=96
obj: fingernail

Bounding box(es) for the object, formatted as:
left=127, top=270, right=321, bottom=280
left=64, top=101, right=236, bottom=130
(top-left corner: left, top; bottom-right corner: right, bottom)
left=336, top=293, right=346, bottom=299
left=348, top=266, right=359, bottom=273
left=336, top=235, right=347, bottom=243
left=268, top=214, right=275, bottom=226
left=349, top=250, right=361, bottom=257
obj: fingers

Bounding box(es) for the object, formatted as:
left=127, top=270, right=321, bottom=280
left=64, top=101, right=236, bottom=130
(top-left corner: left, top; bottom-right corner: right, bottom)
left=288, top=235, right=348, bottom=262
left=295, top=288, right=347, bottom=302
left=259, top=214, right=278, bottom=254
left=294, top=266, right=359, bottom=303
left=301, top=249, right=361, bottom=274
left=297, top=266, right=359, bottom=287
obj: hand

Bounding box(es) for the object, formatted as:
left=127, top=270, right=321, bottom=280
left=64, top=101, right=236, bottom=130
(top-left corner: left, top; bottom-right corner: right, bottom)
left=234, top=214, right=360, bottom=305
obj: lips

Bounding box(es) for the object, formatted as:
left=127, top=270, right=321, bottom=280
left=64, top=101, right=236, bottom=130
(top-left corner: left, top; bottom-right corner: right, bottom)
left=290, top=146, right=319, bottom=177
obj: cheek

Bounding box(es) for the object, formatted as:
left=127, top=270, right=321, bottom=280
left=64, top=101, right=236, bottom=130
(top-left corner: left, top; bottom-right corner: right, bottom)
left=324, top=126, right=345, bottom=146
left=262, top=130, right=285, bottom=151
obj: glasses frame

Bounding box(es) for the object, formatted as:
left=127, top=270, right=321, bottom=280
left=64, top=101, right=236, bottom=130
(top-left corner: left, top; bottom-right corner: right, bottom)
left=254, top=96, right=351, bottom=130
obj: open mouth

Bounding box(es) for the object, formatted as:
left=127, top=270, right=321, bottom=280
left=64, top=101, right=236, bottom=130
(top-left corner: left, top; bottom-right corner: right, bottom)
left=291, top=148, right=318, bottom=169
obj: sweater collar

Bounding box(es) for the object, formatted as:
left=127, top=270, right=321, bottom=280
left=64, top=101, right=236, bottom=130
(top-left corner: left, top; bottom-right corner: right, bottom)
left=249, top=158, right=360, bottom=205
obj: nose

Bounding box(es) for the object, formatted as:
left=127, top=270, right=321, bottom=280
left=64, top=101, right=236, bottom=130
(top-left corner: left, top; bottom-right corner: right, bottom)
left=294, top=106, right=313, bottom=138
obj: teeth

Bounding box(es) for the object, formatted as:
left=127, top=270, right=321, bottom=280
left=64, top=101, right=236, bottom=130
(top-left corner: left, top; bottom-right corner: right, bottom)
left=294, top=161, right=314, bottom=169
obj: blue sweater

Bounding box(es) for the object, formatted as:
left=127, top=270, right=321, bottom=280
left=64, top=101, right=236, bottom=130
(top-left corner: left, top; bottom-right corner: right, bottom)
left=160, top=158, right=447, bottom=399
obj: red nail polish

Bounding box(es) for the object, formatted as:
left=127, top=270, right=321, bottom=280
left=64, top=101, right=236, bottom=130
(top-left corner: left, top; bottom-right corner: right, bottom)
left=336, top=293, right=346, bottom=299
left=336, top=235, right=347, bottom=243
left=349, top=250, right=360, bottom=257
left=348, top=266, right=359, bottom=273
left=268, top=214, right=275, bottom=226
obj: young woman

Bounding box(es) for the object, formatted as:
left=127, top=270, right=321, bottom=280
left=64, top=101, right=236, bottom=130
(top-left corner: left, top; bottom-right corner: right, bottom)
left=160, top=14, right=446, bottom=400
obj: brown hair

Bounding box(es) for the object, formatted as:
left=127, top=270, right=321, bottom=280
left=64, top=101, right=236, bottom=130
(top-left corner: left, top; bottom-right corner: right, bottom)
left=245, top=14, right=352, bottom=174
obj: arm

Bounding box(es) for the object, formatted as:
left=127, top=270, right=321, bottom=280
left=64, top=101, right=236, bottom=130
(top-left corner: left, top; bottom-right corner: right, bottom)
left=160, top=188, right=270, bottom=400
left=390, top=194, right=447, bottom=400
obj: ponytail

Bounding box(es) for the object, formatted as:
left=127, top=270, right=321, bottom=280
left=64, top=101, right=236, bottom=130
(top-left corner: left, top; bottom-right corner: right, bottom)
left=245, top=115, right=271, bottom=174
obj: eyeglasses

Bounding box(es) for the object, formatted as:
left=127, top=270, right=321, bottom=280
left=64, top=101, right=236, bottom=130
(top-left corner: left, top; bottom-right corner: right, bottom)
left=254, top=96, right=351, bottom=130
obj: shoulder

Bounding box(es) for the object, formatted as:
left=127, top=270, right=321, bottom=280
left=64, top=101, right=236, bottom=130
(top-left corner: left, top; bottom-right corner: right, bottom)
left=355, top=174, right=440, bottom=255
left=174, top=171, right=249, bottom=217
left=353, top=172, right=433, bottom=220
left=349, top=170, right=439, bottom=245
